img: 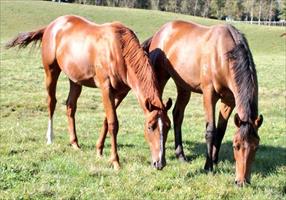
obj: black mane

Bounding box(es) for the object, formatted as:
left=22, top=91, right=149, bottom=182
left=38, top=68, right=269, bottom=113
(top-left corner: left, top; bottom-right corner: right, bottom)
left=226, top=25, right=259, bottom=138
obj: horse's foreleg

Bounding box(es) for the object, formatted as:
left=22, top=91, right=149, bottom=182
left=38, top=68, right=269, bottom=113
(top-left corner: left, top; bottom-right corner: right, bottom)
left=96, top=118, right=108, bottom=157
left=45, top=64, right=61, bottom=145
left=96, top=91, right=128, bottom=157
left=101, top=85, right=120, bottom=170
left=66, top=80, right=82, bottom=149
left=212, top=99, right=234, bottom=164
left=202, top=87, right=219, bottom=171
left=172, top=86, right=191, bottom=161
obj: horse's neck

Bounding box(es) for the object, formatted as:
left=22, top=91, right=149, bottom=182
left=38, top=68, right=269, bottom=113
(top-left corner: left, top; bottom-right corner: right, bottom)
left=117, top=27, right=163, bottom=112
left=125, top=65, right=163, bottom=112
left=234, top=88, right=258, bottom=122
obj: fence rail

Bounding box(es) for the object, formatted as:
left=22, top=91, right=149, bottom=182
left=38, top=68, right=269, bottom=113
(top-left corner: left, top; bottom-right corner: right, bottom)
left=232, top=20, right=286, bottom=27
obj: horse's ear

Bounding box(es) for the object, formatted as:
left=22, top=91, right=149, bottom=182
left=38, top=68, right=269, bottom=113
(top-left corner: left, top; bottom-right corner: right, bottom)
left=255, top=114, right=263, bottom=128
left=164, top=98, right=172, bottom=111
left=145, top=98, right=155, bottom=112
left=234, top=113, right=242, bottom=127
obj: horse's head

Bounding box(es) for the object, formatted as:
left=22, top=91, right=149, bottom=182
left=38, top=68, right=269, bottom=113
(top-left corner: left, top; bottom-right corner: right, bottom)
left=144, top=98, right=172, bottom=170
left=233, top=113, right=263, bottom=186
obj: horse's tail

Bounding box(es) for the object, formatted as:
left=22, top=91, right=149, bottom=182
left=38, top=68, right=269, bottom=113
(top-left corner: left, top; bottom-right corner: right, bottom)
left=5, top=27, right=46, bottom=49
left=141, top=36, right=153, bottom=54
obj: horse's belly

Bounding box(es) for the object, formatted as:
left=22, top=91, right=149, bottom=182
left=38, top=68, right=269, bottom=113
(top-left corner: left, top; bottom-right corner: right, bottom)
left=76, top=78, right=97, bottom=88
left=170, top=63, right=202, bottom=93
left=59, top=60, right=98, bottom=87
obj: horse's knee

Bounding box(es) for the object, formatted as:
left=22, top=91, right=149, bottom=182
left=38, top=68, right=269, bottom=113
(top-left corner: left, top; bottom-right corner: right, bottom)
left=205, top=131, right=215, bottom=143
left=172, top=106, right=179, bottom=119
left=205, top=123, right=216, bottom=144
left=108, top=121, right=118, bottom=134
left=172, top=105, right=183, bottom=123
left=48, top=96, right=57, bottom=106
left=66, top=98, right=77, bottom=116
left=47, top=97, right=57, bottom=117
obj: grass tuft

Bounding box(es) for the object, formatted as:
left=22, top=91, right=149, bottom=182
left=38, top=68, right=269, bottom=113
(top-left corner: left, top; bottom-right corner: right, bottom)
left=0, top=1, right=285, bottom=199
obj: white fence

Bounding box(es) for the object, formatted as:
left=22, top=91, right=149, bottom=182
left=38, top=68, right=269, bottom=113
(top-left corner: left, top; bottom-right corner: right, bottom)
left=232, top=20, right=286, bottom=27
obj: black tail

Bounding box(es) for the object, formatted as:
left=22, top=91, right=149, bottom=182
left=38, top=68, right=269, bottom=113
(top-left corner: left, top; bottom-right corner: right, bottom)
left=5, top=27, right=46, bottom=49
left=141, top=36, right=153, bottom=54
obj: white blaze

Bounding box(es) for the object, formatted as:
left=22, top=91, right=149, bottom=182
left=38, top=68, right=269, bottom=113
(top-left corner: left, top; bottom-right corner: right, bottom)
left=158, top=117, right=163, bottom=160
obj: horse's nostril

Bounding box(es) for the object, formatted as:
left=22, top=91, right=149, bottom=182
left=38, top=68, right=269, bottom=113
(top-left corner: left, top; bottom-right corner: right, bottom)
left=235, top=180, right=242, bottom=187
left=235, top=180, right=246, bottom=187
left=153, top=162, right=157, bottom=167
left=152, top=161, right=162, bottom=170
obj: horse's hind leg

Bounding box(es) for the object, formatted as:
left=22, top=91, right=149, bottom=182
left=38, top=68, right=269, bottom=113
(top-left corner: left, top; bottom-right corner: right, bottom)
left=202, top=87, right=219, bottom=171
left=172, top=86, right=191, bottom=161
left=96, top=91, right=128, bottom=157
left=212, top=99, right=234, bottom=164
left=66, top=80, right=82, bottom=149
left=45, top=63, right=61, bottom=144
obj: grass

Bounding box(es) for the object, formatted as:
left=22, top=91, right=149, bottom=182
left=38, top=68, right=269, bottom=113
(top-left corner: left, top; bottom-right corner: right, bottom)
left=0, top=1, right=285, bottom=199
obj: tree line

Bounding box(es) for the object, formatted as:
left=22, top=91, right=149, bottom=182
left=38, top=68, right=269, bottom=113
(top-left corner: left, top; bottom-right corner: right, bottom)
left=51, top=0, right=286, bottom=22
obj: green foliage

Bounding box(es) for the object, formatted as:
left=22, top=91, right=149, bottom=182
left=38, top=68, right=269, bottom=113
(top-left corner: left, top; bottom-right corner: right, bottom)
left=1, top=1, right=285, bottom=199
left=280, top=0, right=286, bottom=20
left=50, top=0, right=285, bottom=21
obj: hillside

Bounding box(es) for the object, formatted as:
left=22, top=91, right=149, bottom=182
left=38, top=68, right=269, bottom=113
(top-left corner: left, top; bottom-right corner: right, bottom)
left=1, top=1, right=285, bottom=55
left=1, top=1, right=285, bottom=199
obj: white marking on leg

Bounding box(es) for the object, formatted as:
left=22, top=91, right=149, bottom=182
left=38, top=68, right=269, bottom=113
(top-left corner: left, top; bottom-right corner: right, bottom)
left=46, top=119, right=53, bottom=145
left=158, top=117, right=163, bottom=160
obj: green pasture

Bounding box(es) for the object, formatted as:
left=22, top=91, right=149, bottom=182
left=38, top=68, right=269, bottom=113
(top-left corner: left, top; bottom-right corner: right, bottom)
left=0, top=1, right=285, bottom=199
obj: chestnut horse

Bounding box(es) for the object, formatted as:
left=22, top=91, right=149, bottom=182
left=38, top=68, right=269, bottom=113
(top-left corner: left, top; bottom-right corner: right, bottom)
left=142, top=20, right=263, bottom=186
left=6, top=15, right=172, bottom=170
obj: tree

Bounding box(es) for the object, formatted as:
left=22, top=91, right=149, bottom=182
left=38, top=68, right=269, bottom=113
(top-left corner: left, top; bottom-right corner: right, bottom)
left=224, top=0, right=236, bottom=19
left=158, top=0, right=166, bottom=11
left=258, top=0, right=262, bottom=24
left=280, top=0, right=286, bottom=20
left=180, top=0, right=192, bottom=14
left=194, top=0, right=198, bottom=16
left=210, top=0, right=226, bottom=19
left=268, top=0, right=273, bottom=23
left=150, top=0, right=159, bottom=10
left=49, top=0, right=285, bottom=23
left=136, top=0, right=151, bottom=9
left=202, top=0, right=211, bottom=18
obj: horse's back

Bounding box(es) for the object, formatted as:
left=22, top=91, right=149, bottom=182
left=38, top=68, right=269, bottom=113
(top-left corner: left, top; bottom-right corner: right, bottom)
left=41, top=15, right=125, bottom=88
left=149, top=20, right=236, bottom=93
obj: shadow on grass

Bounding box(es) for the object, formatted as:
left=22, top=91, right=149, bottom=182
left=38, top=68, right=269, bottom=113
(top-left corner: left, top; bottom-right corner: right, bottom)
left=80, top=143, right=136, bottom=151
left=169, top=140, right=286, bottom=177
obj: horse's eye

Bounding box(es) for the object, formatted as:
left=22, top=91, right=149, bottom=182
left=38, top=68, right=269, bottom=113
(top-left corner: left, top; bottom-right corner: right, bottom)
left=148, top=126, right=153, bottom=132
left=233, top=145, right=240, bottom=151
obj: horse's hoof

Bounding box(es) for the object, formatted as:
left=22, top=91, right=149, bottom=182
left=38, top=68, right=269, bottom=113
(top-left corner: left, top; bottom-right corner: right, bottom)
left=213, top=159, right=219, bottom=165
left=113, top=162, right=121, bottom=171
left=175, top=150, right=187, bottom=162
left=204, top=167, right=213, bottom=173
left=177, top=155, right=188, bottom=162
left=71, top=143, right=81, bottom=150
left=96, top=149, right=103, bottom=158
left=204, top=163, right=213, bottom=172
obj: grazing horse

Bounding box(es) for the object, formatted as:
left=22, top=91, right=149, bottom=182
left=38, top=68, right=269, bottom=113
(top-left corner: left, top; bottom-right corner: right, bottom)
left=142, top=20, right=263, bottom=186
left=6, top=15, right=172, bottom=170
